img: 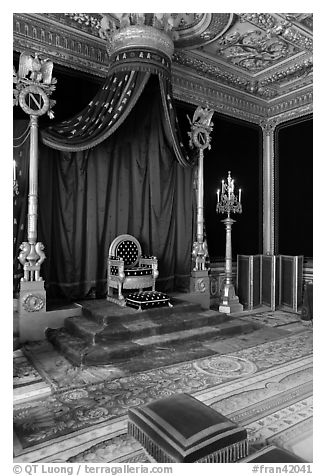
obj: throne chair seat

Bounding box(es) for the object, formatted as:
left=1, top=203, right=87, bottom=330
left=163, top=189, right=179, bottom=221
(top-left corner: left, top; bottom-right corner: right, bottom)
left=107, top=234, right=158, bottom=306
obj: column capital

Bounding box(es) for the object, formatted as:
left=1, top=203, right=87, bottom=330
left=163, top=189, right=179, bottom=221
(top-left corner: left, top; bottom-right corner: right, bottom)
left=260, top=118, right=278, bottom=136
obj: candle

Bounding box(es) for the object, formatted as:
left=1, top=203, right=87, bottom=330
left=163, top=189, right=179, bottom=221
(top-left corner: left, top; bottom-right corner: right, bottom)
left=217, top=189, right=220, bottom=203
left=221, top=180, right=224, bottom=194
left=232, top=179, right=234, bottom=192
left=239, top=188, right=241, bottom=203
left=13, top=160, right=16, bottom=181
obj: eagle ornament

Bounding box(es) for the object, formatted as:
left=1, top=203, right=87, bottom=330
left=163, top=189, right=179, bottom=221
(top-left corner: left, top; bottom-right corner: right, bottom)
left=17, top=52, right=53, bottom=84
left=188, top=106, right=214, bottom=150
left=13, top=52, right=56, bottom=118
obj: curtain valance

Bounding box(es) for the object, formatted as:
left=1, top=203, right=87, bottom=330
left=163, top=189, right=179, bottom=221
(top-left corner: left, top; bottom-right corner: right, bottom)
left=41, top=44, right=194, bottom=167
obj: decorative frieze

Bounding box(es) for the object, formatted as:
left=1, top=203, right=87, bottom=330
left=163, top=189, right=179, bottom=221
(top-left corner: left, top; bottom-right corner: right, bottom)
left=172, top=72, right=265, bottom=123
left=215, top=28, right=298, bottom=73
left=13, top=14, right=108, bottom=78
left=266, top=93, right=313, bottom=124
left=238, top=13, right=277, bottom=30
left=260, top=58, right=313, bottom=87
left=238, top=13, right=313, bottom=52
left=60, top=13, right=102, bottom=34
left=173, top=51, right=252, bottom=92
left=173, top=52, right=310, bottom=100
left=271, top=21, right=313, bottom=51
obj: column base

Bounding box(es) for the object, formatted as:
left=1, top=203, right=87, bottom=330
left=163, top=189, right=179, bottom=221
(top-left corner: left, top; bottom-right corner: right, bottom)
left=19, top=280, right=46, bottom=315
left=19, top=280, right=47, bottom=342
left=218, top=281, right=243, bottom=314
left=189, top=270, right=210, bottom=309
left=219, top=301, right=244, bottom=314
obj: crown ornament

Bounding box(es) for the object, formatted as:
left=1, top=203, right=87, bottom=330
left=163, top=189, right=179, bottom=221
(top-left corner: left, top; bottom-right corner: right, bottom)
left=99, top=13, right=182, bottom=60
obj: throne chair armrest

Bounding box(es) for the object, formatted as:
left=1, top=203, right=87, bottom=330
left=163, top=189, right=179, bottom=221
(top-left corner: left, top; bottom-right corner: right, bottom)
left=139, top=256, right=159, bottom=280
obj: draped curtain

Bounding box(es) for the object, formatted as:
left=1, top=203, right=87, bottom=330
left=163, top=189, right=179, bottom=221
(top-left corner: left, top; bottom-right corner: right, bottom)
left=14, top=77, right=194, bottom=299
left=13, top=121, right=30, bottom=293
left=14, top=36, right=196, bottom=300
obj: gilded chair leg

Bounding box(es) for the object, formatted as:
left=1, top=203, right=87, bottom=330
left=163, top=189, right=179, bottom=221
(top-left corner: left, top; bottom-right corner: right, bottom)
left=108, top=286, right=114, bottom=297
left=118, top=284, right=126, bottom=304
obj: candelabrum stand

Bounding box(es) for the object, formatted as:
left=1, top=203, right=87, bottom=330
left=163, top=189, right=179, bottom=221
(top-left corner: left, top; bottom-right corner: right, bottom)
left=13, top=52, right=56, bottom=318
left=187, top=106, right=214, bottom=306
left=216, top=171, right=243, bottom=314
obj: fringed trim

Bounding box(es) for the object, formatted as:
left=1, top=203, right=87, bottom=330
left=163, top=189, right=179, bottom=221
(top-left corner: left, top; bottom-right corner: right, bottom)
left=128, top=422, right=248, bottom=463
left=128, top=422, right=175, bottom=463
left=196, top=439, right=249, bottom=463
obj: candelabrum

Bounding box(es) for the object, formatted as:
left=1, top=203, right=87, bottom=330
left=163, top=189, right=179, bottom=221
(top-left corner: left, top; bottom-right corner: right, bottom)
left=216, top=171, right=243, bottom=313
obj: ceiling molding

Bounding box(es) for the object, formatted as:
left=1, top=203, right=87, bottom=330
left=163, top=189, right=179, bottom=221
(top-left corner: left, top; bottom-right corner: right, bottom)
left=13, top=13, right=108, bottom=78
left=13, top=12, right=313, bottom=124
left=172, top=69, right=266, bottom=123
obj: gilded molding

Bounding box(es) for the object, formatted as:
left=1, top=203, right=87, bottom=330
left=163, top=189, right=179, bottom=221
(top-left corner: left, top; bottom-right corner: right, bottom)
left=266, top=93, right=313, bottom=121
left=172, top=71, right=265, bottom=123
left=260, top=58, right=313, bottom=88
left=238, top=13, right=313, bottom=51
left=262, top=101, right=313, bottom=127
left=173, top=51, right=258, bottom=95
left=106, top=25, right=174, bottom=59
left=13, top=13, right=313, bottom=126
left=238, top=13, right=277, bottom=30
left=173, top=50, right=312, bottom=101
left=215, top=28, right=299, bottom=73
left=13, top=14, right=108, bottom=78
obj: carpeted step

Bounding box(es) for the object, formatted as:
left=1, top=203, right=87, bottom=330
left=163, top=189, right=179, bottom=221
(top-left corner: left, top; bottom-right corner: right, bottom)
left=46, top=328, right=91, bottom=367
left=79, top=298, right=203, bottom=326
left=64, top=308, right=229, bottom=345
left=46, top=318, right=259, bottom=367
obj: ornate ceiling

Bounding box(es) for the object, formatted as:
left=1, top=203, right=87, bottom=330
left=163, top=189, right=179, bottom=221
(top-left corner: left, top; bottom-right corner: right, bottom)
left=13, top=12, right=313, bottom=125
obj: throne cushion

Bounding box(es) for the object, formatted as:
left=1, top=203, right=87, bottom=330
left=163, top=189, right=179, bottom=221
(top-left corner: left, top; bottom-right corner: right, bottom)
left=125, top=267, right=153, bottom=277
left=128, top=393, right=248, bottom=463
left=126, top=291, right=171, bottom=310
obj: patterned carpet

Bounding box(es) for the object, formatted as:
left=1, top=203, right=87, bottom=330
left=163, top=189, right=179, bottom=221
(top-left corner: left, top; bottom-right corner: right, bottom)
left=13, top=350, right=51, bottom=404
left=13, top=325, right=313, bottom=463
left=237, top=310, right=303, bottom=327
left=68, top=355, right=313, bottom=464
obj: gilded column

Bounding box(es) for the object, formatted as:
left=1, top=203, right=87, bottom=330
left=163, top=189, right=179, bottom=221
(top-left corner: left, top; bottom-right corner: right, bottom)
left=13, top=52, right=56, bottom=316
left=28, top=116, right=39, bottom=245
left=188, top=106, right=214, bottom=307
left=197, top=149, right=204, bottom=246
left=260, top=118, right=278, bottom=256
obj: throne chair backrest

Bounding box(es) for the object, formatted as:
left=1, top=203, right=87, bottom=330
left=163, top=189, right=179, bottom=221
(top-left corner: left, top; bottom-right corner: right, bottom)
left=109, top=234, right=142, bottom=268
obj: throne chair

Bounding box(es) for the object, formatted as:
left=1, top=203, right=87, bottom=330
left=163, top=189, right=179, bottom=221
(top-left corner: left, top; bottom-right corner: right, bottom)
left=107, top=234, right=159, bottom=306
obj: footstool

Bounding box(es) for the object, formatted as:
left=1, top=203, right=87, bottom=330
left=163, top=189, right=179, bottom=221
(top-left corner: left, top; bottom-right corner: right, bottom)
left=126, top=291, right=172, bottom=310
left=128, top=393, right=248, bottom=463
left=240, top=445, right=306, bottom=463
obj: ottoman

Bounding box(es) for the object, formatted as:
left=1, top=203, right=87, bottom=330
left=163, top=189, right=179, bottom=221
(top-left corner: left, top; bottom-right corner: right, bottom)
left=128, top=393, right=248, bottom=463
left=241, top=445, right=306, bottom=463
left=126, top=291, right=172, bottom=310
